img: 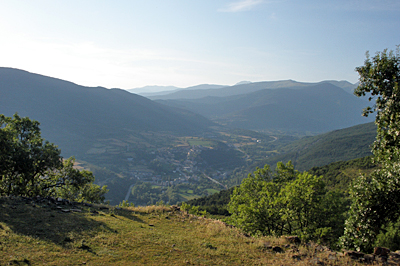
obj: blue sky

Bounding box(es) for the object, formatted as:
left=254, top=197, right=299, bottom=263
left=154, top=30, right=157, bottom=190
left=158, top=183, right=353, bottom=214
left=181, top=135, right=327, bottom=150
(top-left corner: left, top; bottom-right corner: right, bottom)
left=0, top=0, right=399, bottom=90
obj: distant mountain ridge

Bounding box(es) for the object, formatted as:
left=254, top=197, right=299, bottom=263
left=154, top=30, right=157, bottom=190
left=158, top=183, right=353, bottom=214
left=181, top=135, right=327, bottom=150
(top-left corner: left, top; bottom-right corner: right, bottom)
left=128, top=85, right=180, bottom=94
left=129, top=84, right=227, bottom=97
left=155, top=82, right=372, bottom=133
left=0, top=67, right=214, bottom=157
left=147, top=80, right=356, bottom=100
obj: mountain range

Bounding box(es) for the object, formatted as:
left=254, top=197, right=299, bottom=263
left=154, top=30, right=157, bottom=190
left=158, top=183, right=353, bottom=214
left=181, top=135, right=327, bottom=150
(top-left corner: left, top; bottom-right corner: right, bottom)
left=0, top=67, right=373, bottom=153
left=153, top=82, right=373, bottom=133
left=0, top=67, right=213, bottom=157
left=0, top=67, right=379, bottom=205
left=128, top=84, right=226, bottom=97
left=147, top=80, right=357, bottom=100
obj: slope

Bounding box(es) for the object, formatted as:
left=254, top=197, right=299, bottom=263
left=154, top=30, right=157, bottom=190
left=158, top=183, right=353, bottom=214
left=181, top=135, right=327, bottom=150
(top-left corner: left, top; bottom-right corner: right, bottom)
left=0, top=67, right=214, bottom=157
left=0, top=197, right=375, bottom=265
left=262, top=122, right=376, bottom=171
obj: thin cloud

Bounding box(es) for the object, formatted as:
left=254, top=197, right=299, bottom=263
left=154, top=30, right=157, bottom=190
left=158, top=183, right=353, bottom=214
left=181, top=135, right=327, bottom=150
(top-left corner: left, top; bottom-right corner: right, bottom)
left=219, top=0, right=263, bottom=12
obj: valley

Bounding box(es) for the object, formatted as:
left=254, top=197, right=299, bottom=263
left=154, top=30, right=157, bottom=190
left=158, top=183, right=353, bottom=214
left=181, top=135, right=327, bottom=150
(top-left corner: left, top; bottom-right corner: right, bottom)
left=0, top=67, right=376, bottom=206
left=74, top=129, right=280, bottom=205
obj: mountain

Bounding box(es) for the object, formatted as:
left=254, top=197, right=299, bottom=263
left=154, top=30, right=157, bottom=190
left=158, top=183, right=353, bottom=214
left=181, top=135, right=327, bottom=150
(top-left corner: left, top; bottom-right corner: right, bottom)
left=148, top=80, right=357, bottom=101
left=127, top=85, right=180, bottom=95
left=322, top=80, right=357, bottom=94
left=148, top=80, right=305, bottom=100
left=235, top=81, right=252, bottom=85
left=156, top=83, right=373, bottom=133
left=135, top=84, right=227, bottom=97
left=0, top=67, right=214, bottom=157
left=262, top=122, right=376, bottom=171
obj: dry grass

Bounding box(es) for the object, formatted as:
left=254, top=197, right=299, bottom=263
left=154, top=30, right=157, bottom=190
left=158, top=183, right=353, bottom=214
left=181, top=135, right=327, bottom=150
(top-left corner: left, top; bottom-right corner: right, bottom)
left=0, top=197, right=381, bottom=265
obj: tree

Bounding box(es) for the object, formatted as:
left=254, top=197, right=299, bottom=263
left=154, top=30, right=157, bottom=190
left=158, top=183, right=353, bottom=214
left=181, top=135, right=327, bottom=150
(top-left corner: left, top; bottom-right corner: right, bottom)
left=228, top=164, right=282, bottom=235
left=0, top=113, right=62, bottom=197
left=47, top=157, right=109, bottom=203
left=354, top=46, right=400, bottom=163
left=341, top=46, right=400, bottom=252
left=279, top=172, right=328, bottom=238
left=0, top=113, right=108, bottom=203
left=228, top=161, right=345, bottom=244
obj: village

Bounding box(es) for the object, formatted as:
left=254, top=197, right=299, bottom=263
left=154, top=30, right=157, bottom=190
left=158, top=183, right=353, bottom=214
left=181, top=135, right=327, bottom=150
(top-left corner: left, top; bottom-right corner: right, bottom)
left=128, top=145, right=229, bottom=189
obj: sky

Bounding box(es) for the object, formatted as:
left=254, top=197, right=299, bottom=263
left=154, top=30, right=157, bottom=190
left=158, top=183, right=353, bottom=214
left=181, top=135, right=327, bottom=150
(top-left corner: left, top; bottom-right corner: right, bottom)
left=0, top=0, right=399, bottom=90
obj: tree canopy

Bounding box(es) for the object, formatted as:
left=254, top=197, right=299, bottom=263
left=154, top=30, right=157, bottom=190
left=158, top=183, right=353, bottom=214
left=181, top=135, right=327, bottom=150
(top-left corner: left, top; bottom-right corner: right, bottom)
left=341, top=46, right=400, bottom=252
left=0, top=113, right=107, bottom=203
left=228, top=161, right=345, bottom=245
left=354, top=46, right=400, bottom=163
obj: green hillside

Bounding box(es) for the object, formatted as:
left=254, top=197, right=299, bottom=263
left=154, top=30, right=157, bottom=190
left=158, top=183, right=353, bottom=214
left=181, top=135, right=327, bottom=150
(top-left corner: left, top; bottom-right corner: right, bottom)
left=0, top=197, right=373, bottom=265
left=264, top=122, right=376, bottom=171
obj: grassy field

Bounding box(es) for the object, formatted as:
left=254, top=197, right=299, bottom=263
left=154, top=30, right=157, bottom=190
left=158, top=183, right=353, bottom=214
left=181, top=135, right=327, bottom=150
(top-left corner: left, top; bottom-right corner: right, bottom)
left=186, top=138, right=215, bottom=147
left=0, top=196, right=380, bottom=265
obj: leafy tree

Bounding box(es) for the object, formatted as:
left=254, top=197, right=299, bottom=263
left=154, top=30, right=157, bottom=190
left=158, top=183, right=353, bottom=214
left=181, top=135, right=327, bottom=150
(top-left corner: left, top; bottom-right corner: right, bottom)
left=279, top=173, right=326, bottom=235
left=50, top=158, right=108, bottom=203
left=0, top=113, right=62, bottom=197
left=0, top=113, right=108, bottom=203
left=341, top=46, right=400, bottom=252
left=354, top=46, right=400, bottom=163
left=228, top=161, right=345, bottom=244
left=228, top=164, right=282, bottom=235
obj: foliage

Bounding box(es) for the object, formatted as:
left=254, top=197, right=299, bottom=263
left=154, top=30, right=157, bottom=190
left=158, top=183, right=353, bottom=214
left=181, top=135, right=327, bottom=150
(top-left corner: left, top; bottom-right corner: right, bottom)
left=341, top=46, right=400, bottom=252
left=186, top=187, right=235, bottom=216
left=180, top=202, right=207, bottom=216
left=0, top=113, right=107, bottom=203
left=119, top=200, right=135, bottom=207
left=375, top=217, right=400, bottom=251
left=341, top=163, right=400, bottom=251
left=354, top=46, right=400, bottom=163
left=308, top=156, right=377, bottom=193
left=187, top=156, right=377, bottom=220
left=52, top=158, right=109, bottom=203
left=228, top=162, right=346, bottom=245
left=0, top=113, right=62, bottom=197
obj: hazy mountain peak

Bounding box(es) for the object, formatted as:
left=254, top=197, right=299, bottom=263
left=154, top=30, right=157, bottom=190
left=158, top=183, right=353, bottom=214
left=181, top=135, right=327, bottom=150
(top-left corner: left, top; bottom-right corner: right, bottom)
left=127, top=85, right=180, bottom=94
left=235, top=81, right=252, bottom=85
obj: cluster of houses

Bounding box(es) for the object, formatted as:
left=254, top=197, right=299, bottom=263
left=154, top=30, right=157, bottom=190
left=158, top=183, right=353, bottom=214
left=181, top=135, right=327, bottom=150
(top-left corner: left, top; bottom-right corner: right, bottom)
left=127, top=145, right=227, bottom=188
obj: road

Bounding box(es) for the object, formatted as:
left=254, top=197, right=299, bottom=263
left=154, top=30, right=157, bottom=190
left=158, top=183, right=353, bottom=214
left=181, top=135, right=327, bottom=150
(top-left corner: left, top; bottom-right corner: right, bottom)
left=202, top=173, right=228, bottom=190
left=124, top=183, right=135, bottom=202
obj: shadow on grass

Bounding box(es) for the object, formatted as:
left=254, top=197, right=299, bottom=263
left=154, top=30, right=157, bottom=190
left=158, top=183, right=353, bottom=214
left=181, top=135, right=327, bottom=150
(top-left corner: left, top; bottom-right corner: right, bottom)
left=0, top=197, right=122, bottom=246
left=109, top=207, right=145, bottom=224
